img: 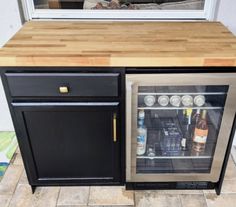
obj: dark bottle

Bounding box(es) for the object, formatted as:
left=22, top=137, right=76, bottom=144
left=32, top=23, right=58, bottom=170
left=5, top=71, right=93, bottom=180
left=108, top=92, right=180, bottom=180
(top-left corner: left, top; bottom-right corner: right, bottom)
left=181, top=109, right=188, bottom=125
left=181, top=124, right=190, bottom=151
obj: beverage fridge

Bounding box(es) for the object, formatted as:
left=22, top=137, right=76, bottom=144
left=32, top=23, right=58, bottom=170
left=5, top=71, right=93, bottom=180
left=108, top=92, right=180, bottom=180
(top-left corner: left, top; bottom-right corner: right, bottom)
left=125, top=73, right=236, bottom=194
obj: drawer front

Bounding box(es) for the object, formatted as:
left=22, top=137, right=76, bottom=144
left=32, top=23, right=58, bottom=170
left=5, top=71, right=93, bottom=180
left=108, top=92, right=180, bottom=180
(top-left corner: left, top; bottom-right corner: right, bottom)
left=6, top=73, right=119, bottom=97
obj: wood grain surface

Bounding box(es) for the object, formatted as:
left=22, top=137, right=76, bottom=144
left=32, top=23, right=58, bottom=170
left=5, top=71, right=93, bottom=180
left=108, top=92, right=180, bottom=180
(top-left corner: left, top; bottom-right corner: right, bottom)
left=0, top=21, right=236, bottom=67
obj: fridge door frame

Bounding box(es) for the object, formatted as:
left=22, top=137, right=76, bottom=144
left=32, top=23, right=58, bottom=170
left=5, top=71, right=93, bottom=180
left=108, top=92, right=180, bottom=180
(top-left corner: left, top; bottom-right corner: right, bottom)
left=126, top=73, right=236, bottom=183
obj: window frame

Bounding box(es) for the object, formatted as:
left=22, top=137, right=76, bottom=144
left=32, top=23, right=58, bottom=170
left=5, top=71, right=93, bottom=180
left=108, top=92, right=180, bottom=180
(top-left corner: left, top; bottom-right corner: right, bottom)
left=22, top=0, right=218, bottom=20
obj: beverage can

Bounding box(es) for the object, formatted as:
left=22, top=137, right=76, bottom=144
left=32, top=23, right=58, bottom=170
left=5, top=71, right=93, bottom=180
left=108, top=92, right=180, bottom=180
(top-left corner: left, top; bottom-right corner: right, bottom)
left=182, top=95, right=193, bottom=107
left=158, top=95, right=169, bottom=106
left=144, top=95, right=156, bottom=106
left=194, top=95, right=205, bottom=107
left=170, top=95, right=181, bottom=107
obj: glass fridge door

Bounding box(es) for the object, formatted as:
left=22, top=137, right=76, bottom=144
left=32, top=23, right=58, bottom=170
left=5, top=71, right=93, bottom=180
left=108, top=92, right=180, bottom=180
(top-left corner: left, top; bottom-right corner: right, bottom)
left=126, top=73, right=236, bottom=182
left=136, top=85, right=227, bottom=174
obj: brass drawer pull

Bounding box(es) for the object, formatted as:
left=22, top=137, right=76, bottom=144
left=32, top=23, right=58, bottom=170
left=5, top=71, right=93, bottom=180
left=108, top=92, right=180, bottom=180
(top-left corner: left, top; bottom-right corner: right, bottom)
left=59, top=86, right=69, bottom=94
left=113, top=113, right=117, bottom=142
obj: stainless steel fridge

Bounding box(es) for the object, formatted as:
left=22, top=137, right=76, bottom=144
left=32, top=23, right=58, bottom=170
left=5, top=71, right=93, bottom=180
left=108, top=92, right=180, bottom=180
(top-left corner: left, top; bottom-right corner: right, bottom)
left=126, top=73, right=236, bottom=194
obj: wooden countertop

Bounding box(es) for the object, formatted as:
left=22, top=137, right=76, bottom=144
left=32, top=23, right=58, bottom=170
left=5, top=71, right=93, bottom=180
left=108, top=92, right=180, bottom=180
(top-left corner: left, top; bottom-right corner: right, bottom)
left=1, top=21, right=236, bottom=67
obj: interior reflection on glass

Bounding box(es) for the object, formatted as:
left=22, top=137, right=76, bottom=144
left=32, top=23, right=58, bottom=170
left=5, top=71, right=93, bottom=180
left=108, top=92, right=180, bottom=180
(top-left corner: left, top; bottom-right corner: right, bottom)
left=34, top=0, right=205, bottom=10
left=136, top=85, right=228, bottom=174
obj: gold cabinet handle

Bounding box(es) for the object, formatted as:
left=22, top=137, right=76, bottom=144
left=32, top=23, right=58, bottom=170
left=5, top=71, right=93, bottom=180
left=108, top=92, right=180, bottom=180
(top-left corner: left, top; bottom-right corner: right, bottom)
left=113, top=113, right=117, bottom=142
left=59, top=86, right=69, bottom=94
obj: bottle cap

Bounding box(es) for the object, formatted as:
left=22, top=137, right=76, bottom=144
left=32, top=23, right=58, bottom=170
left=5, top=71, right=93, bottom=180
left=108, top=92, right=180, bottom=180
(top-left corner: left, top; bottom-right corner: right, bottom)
left=186, top=108, right=193, bottom=116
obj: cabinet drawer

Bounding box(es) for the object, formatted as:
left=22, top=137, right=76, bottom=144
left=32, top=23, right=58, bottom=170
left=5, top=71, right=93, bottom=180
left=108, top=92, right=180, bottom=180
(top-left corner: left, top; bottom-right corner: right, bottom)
left=6, top=73, right=119, bottom=97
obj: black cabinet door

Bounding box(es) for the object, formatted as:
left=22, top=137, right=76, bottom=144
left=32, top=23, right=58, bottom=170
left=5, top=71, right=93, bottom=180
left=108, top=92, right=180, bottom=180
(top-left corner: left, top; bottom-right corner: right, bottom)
left=13, top=102, right=122, bottom=185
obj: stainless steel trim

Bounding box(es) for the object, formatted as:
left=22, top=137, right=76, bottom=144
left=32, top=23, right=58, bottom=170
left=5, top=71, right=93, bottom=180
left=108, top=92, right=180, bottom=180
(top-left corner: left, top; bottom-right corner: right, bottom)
left=126, top=73, right=236, bottom=182
left=138, top=107, right=223, bottom=110
left=137, top=156, right=212, bottom=159
left=138, top=92, right=226, bottom=95
left=126, top=81, right=133, bottom=181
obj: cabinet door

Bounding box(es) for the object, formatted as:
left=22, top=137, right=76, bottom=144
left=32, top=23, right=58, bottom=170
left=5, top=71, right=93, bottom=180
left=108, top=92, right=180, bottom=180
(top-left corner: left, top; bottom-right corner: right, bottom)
left=13, top=102, right=122, bottom=184
left=126, top=73, right=236, bottom=183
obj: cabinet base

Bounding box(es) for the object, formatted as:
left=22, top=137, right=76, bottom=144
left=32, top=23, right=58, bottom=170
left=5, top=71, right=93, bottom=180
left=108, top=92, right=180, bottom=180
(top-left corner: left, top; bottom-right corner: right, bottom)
left=31, top=185, right=36, bottom=194
left=30, top=182, right=125, bottom=194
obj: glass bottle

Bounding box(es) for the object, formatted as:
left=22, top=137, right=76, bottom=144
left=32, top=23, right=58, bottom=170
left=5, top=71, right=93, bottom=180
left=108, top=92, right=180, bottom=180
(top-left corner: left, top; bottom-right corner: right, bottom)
left=186, top=108, right=193, bottom=125
left=138, top=110, right=145, bottom=126
left=181, top=109, right=188, bottom=125
left=192, top=110, right=208, bottom=152
left=136, top=110, right=147, bottom=155
left=192, top=108, right=201, bottom=125
left=147, top=146, right=156, bottom=167
left=181, top=124, right=190, bottom=151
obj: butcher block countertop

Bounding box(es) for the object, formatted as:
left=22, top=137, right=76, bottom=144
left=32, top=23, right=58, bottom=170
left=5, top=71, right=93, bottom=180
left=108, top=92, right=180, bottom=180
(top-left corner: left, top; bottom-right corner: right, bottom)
left=1, top=21, right=236, bottom=67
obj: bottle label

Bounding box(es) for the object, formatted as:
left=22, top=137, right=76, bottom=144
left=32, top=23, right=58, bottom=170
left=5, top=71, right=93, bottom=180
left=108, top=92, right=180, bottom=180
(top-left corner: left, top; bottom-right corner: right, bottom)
left=193, top=128, right=208, bottom=143
left=138, top=120, right=144, bottom=127
left=181, top=138, right=187, bottom=148
left=137, top=134, right=146, bottom=155
left=137, top=135, right=145, bottom=143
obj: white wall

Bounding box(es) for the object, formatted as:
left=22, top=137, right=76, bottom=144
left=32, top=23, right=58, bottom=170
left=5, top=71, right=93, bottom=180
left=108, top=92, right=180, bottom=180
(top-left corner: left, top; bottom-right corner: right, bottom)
left=216, top=0, right=236, bottom=146
left=0, top=0, right=22, bottom=131
left=216, top=0, right=236, bottom=35
left=0, top=0, right=22, bottom=47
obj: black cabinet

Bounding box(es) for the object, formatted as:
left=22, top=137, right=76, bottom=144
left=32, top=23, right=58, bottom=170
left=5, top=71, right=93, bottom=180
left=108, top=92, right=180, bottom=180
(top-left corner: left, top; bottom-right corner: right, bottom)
left=1, top=68, right=125, bottom=190
left=6, top=73, right=120, bottom=97
left=13, top=103, right=121, bottom=184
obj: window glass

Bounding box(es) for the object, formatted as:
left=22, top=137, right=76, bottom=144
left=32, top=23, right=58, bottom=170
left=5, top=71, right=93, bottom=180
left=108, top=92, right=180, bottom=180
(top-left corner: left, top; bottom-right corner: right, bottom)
left=34, top=0, right=205, bottom=10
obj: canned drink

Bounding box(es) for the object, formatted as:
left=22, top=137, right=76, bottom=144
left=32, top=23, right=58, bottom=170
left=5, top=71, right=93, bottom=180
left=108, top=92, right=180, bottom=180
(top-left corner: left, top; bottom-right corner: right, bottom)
left=194, top=95, right=205, bottom=107
left=170, top=95, right=181, bottom=107
left=158, top=95, right=169, bottom=106
left=144, top=95, right=156, bottom=106
left=182, top=95, right=193, bottom=107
